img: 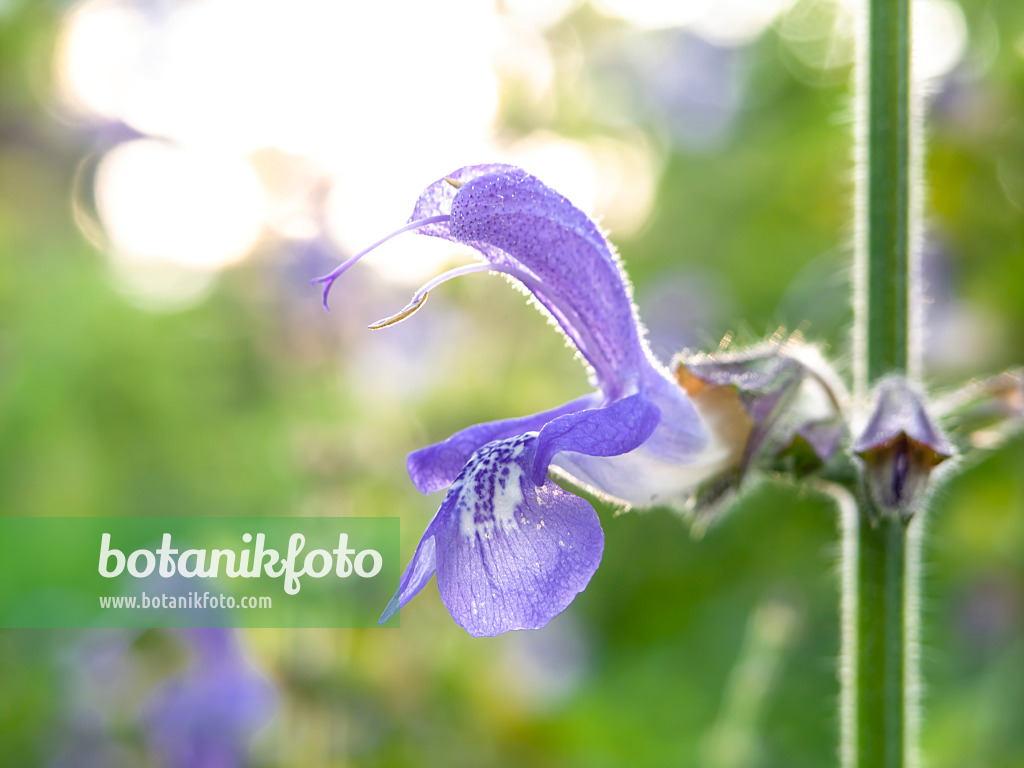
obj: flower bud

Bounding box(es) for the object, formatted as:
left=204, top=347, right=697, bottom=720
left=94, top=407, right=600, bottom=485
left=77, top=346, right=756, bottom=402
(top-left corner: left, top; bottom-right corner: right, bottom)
left=853, top=377, right=954, bottom=521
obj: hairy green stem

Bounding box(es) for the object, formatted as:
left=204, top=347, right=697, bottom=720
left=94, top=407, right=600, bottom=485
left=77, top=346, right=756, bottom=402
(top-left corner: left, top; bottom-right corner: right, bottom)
left=855, top=0, right=915, bottom=390
left=854, top=515, right=907, bottom=768
left=846, top=0, right=920, bottom=766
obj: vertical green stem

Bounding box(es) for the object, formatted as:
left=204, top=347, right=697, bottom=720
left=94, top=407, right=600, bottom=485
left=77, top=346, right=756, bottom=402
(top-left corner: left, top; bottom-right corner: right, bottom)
left=853, top=516, right=908, bottom=768
left=847, top=0, right=919, bottom=766
left=860, top=0, right=913, bottom=385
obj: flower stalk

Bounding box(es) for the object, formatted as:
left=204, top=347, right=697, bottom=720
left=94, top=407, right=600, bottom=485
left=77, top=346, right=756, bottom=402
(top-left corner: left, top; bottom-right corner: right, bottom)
left=848, top=0, right=920, bottom=766
left=856, top=0, right=915, bottom=389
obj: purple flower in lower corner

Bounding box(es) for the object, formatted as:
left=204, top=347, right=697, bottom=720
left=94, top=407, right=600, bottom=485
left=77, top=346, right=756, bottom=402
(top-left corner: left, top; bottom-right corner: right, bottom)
left=145, top=629, right=275, bottom=768
left=315, top=164, right=743, bottom=636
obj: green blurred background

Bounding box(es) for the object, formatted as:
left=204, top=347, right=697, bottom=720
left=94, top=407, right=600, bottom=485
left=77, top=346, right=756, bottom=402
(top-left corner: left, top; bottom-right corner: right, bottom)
left=1, top=0, right=1022, bottom=766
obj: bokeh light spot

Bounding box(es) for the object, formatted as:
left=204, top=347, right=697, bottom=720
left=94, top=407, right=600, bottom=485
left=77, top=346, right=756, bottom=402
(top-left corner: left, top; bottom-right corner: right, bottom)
left=95, top=139, right=268, bottom=271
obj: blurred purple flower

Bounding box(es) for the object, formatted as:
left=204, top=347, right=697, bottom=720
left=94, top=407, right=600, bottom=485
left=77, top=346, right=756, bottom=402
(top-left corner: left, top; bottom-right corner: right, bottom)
left=145, top=629, right=275, bottom=768
left=49, top=630, right=141, bottom=768
left=316, top=165, right=740, bottom=636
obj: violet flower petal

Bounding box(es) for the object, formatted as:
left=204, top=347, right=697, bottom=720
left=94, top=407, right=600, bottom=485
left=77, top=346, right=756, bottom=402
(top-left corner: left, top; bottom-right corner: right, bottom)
left=532, top=393, right=661, bottom=486
left=450, top=170, right=646, bottom=395
left=407, top=166, right=649, bottom=397
left=378, top=531, right=436, bottom=625
left=407, top=394, right=600, bottom=494
left=544, top=372, right=714, bottom=508
left=381, top=434, right=604, bottom=636
left=406, top=163, right=515, bottom=238
left=434, top=435, right=603, bottom=637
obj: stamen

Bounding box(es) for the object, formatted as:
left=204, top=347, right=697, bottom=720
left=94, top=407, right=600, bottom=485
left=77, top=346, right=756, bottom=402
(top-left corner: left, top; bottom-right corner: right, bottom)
left=367, top=263, right=493, bottom=329
left=444, top=177, right=463, bottom=189
left=368, top=293, right=430, bottom=330
left=363, top=247, right=617, bottom=391
left=311, top=214, right=451, bottom=310
left=414, top=262, right=494, bottom=296
left=366, top=259, right=592, bottom=362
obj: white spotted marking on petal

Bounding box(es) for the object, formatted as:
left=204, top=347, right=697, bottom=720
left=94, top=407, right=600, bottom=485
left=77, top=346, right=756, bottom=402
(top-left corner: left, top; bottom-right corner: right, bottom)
left=456, top=435, right=530, bottom=540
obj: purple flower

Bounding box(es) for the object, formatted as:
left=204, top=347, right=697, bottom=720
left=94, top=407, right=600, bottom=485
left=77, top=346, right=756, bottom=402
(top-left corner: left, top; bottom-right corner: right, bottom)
left=316, top=165, right=737, bottom=636
left=145, top=629, right=275, bottom=768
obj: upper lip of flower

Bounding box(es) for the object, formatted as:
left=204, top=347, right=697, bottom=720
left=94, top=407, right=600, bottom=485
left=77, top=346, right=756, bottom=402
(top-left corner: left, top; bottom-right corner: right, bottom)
left=315, top=164, right=655, bottom=401
left=315, top=164, right=711, bottom=636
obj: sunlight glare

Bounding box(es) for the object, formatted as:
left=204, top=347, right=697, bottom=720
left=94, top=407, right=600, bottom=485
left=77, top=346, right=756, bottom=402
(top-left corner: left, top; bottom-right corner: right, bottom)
left=594, top=0, right=711, bottom=30
left=57, top=0, right=500, bottom=160
left=95, top=139, right=267, bottom=271
left=913, top=0, right=967, bottom=82
left=692, top=0, right=796, bottom=46
left=56, top=0, right=146, bottom=120
left=502, top=0, right=577, bottom=28
left=59, top=0, right=504, bottom=288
